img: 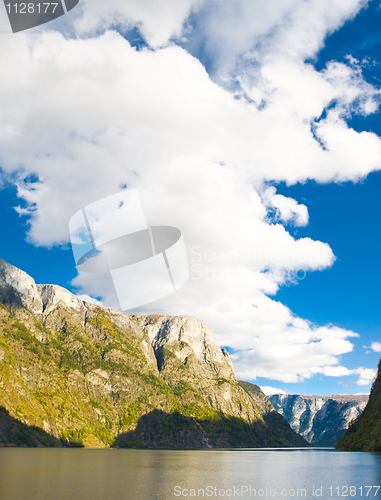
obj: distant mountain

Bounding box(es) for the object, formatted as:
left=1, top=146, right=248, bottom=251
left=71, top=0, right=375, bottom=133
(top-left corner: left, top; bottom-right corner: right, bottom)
left=238, top=382, right=314, bottom=446
left=336, top=359, right=381, bottom=451
left=0, top=258, right=308, bottom=449
left=270, top=393, right=368, bottom=447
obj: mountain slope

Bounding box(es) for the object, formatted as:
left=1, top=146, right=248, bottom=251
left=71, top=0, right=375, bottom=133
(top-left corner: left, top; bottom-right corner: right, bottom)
left=239, top=381, right=312, bottom=447
left=336, top=359, right=381, bottom=451
left=270, top=394, right=368, bottom=446
left=0, top=258, right=308, bottom=448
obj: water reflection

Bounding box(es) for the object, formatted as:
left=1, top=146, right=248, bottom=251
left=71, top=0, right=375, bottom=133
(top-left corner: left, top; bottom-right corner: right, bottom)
left=0, top=448, right=380, bottom=500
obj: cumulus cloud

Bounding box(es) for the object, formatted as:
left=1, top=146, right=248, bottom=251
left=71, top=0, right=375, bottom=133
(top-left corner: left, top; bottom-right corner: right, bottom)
left=0, top=0, right=379, bottom=388
left=73, top=0, right=203, bottom=47
left=261, top=387, right=288, bottom=396
left=230, top=322, right=359, bottom=383
left=262, top=186, right=309, bottom=227
left=230, top=330, right=375, bottom=386
left=180, top=0, right=369, bottom=84
left=354, top=368, right=377, bottom=386
left=370, top=341, right=381, bottom=353
left=1, top=32, right=380, bottom=243
left=76, top=294, right=103, bottom=305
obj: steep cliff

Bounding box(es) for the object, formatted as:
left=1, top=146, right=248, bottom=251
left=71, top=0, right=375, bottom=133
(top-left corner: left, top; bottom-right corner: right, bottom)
left=0, top=258, right=308, bottom=449
left=270, top=393, right=368, bottom=446
left=336, top=359, right=381, bottom=451
left=239, top=381, right=313, bottom=446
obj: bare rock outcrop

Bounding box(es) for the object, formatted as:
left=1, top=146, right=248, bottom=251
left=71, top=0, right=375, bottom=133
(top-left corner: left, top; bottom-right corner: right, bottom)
left=0, top=259, right=43, bottom=315
left=270, top=393, right=368, bottom=446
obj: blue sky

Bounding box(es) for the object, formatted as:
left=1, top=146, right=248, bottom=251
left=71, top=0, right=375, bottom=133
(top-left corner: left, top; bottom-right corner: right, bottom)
left=260, top=172, right=381, bottom=394
left=1, top=0, right=381, bottom=396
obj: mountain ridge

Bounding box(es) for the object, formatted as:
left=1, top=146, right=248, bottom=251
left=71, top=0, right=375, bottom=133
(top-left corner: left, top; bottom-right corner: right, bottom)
left=270, top=393, right=368, bottom=446
left=0, top=258, right=309, bottom=449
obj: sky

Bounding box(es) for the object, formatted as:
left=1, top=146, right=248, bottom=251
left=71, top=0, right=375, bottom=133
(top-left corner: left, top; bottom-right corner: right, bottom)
left=1, top=0, right=381, bottom=396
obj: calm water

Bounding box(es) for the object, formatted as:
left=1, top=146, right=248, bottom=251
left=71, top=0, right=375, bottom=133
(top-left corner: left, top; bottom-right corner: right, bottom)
left=0, top=448, right=380, bottom=500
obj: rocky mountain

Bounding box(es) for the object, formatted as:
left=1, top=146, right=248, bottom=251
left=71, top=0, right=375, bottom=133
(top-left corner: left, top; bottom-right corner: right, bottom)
left=336, top=359, right=381, bottom=451
left=270, top=393, right=368, bottom=446
left=0, top=258, right=308, bottom=449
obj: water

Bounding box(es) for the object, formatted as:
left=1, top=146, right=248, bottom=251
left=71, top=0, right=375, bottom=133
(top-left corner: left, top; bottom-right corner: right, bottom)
left=0, top=448, right=380, bottom=500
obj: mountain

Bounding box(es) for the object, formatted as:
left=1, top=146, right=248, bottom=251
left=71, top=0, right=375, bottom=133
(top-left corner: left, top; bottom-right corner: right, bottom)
left=0, top=258, right=308, bottom=449
left=238, top=381, right=314, bottom=445
left=270, top=393, right=368, bottom=447
left=336, top=359, right=381, bottom=451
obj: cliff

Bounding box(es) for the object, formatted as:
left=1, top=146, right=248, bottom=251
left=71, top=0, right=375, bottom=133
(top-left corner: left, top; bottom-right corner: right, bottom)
left=0, top=258, right=308, bottom=449
left=270, top=393, right=368, bottom=446
left=336, top=359, right=381, bottom=451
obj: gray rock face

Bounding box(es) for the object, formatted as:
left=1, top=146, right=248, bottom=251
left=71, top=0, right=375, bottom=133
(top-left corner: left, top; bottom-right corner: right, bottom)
left=0, top=259, right=237, bottom=389
left=270, top=394, right=368, bottom=446
left=37, top=284, right=86, bottom=315
left=131, top=314, right=266, bottom=420
left=0, top=259, right=43, bottom=315
left=132, top=315, right=236, bottom=382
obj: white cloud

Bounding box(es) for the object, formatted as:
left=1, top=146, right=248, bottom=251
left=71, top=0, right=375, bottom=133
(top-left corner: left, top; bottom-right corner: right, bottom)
left=0, top=1, right=379, bottom=388
left=1, top=32, right=379, bottom=243
left=180, top=0, right=369, bottom=84
left=74, top=0, right=203, bottom=47
left=262, top=186, right=309, bottom=227
left=370, top=341, right=381, bottom=353
left=261, top=386, right=288, bottom=396
left=354, top=368, right=377, bottom=386
left=76, top=294, right=103, bottom=305
left=229, top=321, right=359, bottom=383
left=231, top=340, right=376, bottom=386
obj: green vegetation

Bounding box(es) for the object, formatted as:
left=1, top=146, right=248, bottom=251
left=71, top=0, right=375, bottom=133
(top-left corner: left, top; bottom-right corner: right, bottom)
left=138, top=372, right=172, bottom=394
left=0, top=406, right=62, bottom=447
left=0, top=276, right=308, bottom=450
left=1, top=311, right=146, bottom=376
left=114, top=408, right=306, bottom=449
left=86, top=314, right=142, bottom=359
left=239, top=380, right=274, bottom=414
left=172, top=380, right=196, bottom=396
left=337, top=359, right=381, bottom=451
left=175, top=402, right=217, bottom=420
left=89, top=398, right=111, bottom=412
left=0, top=338, right=8, bottom=349
left=119, top=395, right=151, bottom=427
left=216, top=378, right=231, bottom=386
